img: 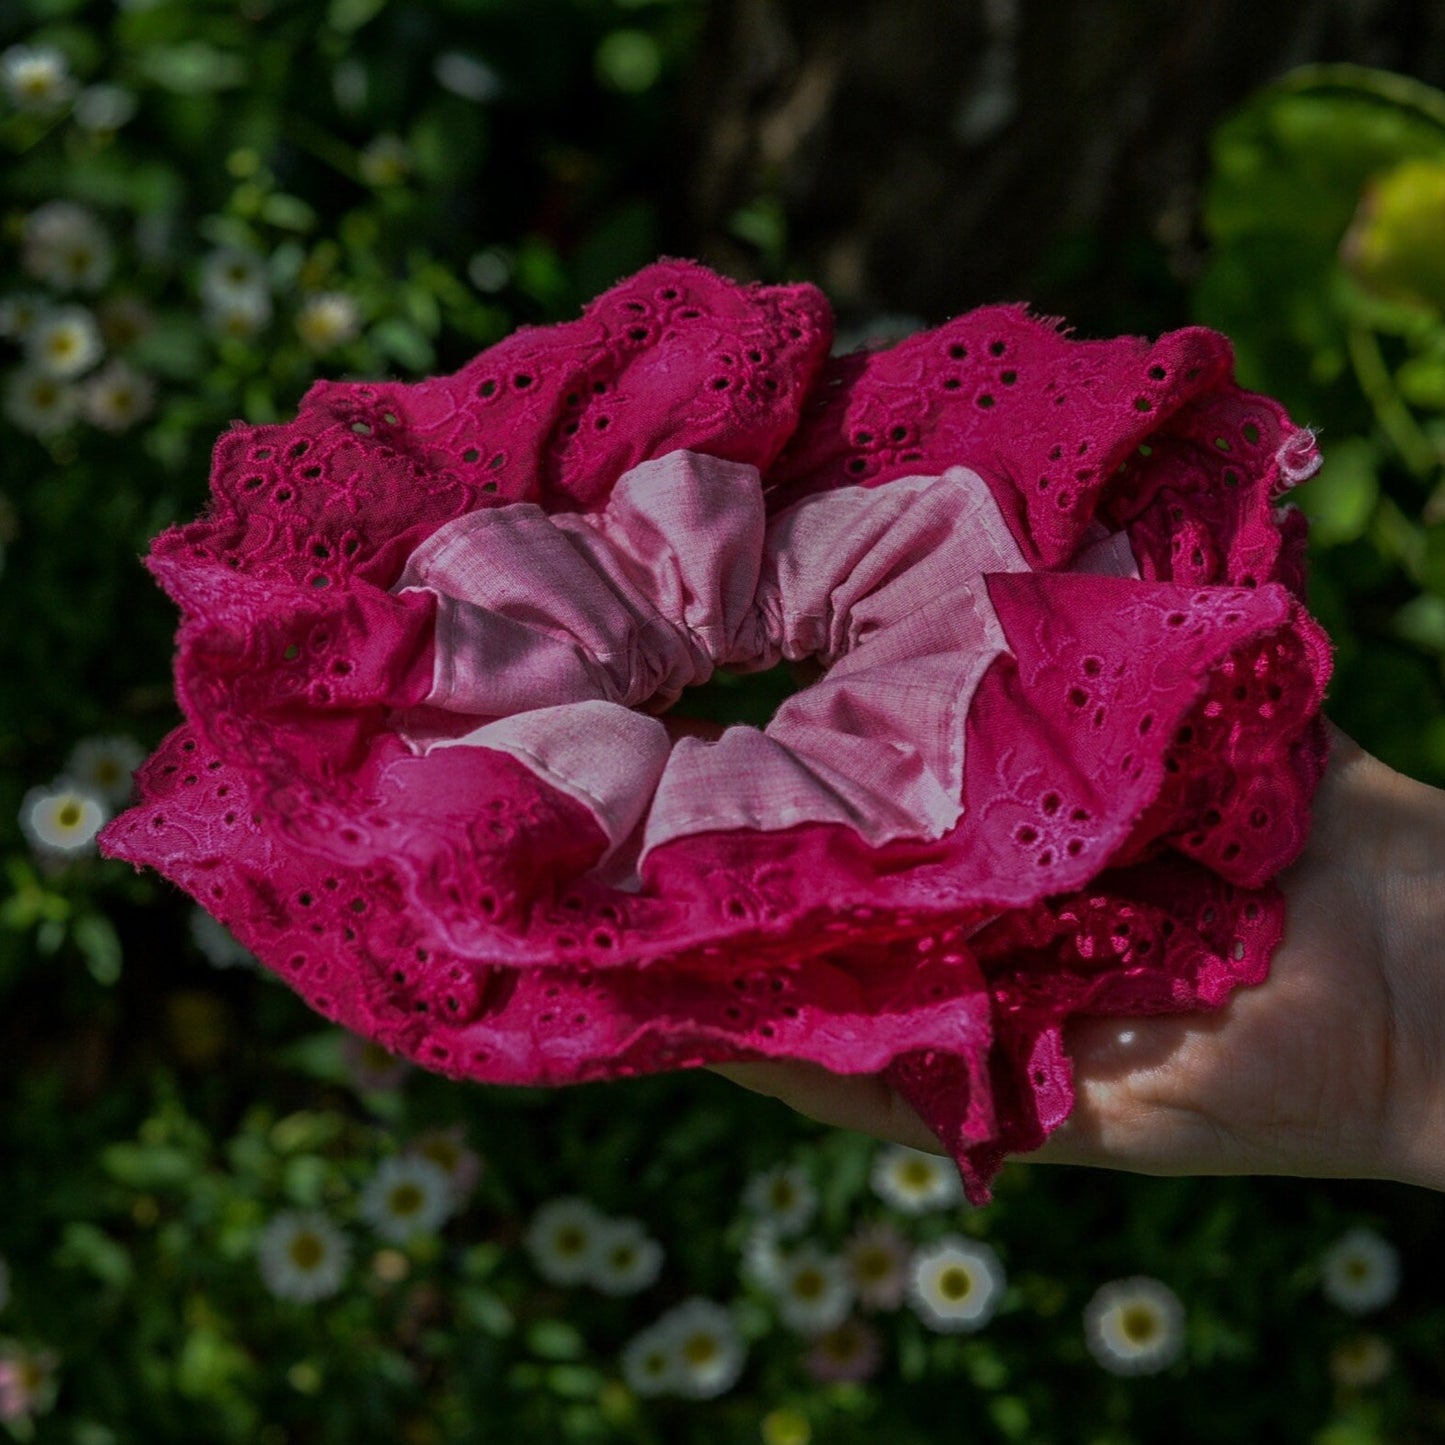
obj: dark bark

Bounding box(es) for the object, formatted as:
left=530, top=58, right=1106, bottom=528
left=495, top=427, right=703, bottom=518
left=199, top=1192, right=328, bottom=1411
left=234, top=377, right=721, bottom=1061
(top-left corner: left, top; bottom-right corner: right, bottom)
left=672, top=0, right=1445, bottom=334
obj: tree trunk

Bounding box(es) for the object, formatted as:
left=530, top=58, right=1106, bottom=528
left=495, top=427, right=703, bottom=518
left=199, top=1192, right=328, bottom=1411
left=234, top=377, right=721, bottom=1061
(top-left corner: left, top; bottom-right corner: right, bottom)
left=674, top=0, right=1445, bottom=334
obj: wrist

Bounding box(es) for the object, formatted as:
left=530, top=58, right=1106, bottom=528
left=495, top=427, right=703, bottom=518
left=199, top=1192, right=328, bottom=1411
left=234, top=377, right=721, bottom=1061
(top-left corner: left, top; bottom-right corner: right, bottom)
left=1349, top=739, right=1445, bottom=1191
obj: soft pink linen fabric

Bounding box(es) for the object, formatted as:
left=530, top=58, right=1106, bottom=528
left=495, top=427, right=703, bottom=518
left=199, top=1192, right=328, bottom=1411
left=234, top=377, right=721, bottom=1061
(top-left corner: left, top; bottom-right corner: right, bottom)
left=100, top=260, right=1332, bottom=1203
left=395, top=450, right=1131, bottom=877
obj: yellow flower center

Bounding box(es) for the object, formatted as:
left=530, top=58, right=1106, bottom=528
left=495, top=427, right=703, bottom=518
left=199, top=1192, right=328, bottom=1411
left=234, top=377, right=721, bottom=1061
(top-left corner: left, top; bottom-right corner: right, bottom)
left=388, top=1183, right=424, bottom=1217
left=1120, top=1305, right=1160, bottom=1344
left=289, top=1232, right=325, bottom=1270
left=793, top=1267, right=825, bottom=1301
left=899, top=1158, right=935, bottom=1189
left=555, top=1225, right=587, bottom=1256
left=856, top=1247, right=890, bottom=1280
left=683, top=1333, right=719, bottom=1366
left=937, top=1265, right=973, bottom=1302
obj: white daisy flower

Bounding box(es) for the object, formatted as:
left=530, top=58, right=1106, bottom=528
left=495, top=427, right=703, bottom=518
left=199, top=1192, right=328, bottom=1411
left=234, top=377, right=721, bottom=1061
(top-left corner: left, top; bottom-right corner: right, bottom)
left=908, top=1235, right=1005, bottom=1334
left=3, top=368, right=79, bottom=436
left=0, top=293, right=48, bottom=340
left=21, top=202, right=112, bottom=292
left=359, top=133, right=411, bottom=187
left=66, top=735, right=145, bottom=806
left=357, top=1155, right=455, bottom=1244
left=82, top=360, right=155, bottom=433
left=740, top=1221, right=786, bottom=1291
left=658, top=1298, right=747, bottom=1400
left=1, top=44, right=77, bottom=112
left=1083, top=1276, right=1186, bottom=1375
left=408, top=1125, right=483, bottom=1205
left=843, top=1221, right=911, bottom=1310
left=773, top=1245, right=853, bottom=1335
left=525, top=1196, right=605, bottom=1285
left=1321, top=1227, right=1400, bottom=1315
left=73, top=83, right=138, bottom=132
left=18, top=780, right=106, bottom=857
left=0, top=1339, right=60, bottom=1420
left=587, top=1216, right=664, bottom=1297
left=743, top=1164, right=817, bottom=1237
left=804, top=1317, right=884, bottom=1384
left=204, top=288, right=272, bottom=341
left=257, top=1210, right=350, bottom=1302
left=25, top=306, right=103, bottom=379
left=189, top=908, right=257, bottom=971
left=1329, top=1333, right=1394, bottom=1388
left=296, top=292, right=361, bottom=353
left=870, top=1144, right=964, bottom=1214
left=619, top=1323, right=677, bottom=1397
left=200, top=248, right=269, bottom=307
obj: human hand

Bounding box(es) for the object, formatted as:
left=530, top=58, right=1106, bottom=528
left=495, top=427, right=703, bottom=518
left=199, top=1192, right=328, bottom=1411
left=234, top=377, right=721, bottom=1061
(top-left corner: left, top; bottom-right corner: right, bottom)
left=713, top=724, right=1445, bottom=1191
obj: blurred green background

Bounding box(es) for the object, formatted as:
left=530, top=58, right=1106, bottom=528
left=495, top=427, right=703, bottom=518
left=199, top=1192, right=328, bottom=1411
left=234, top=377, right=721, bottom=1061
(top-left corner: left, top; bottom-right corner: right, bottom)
left=3, top=1, right=1445, bottom=1440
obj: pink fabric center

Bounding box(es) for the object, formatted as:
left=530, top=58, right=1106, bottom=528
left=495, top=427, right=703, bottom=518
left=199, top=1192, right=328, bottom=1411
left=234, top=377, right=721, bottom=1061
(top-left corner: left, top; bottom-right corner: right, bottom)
left=393, top=449, right=1136, bottom=884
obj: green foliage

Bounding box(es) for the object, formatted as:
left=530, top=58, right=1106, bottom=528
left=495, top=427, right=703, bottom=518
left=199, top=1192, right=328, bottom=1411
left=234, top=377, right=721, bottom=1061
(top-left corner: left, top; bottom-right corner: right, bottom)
left=1, top=11, right=1443, bottom=1444
left=1195, top=64, right=1445, bottom=782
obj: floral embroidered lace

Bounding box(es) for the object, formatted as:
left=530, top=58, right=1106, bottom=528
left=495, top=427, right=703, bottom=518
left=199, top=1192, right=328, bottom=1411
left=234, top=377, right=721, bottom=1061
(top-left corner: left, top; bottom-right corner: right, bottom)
left=100, top=260, right=1332, bottom=1203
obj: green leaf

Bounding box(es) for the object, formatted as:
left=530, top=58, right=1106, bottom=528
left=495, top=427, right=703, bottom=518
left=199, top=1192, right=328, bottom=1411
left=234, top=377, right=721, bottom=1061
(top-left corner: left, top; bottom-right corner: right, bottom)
left=1396, top=353, right=1445, bottom=409
left=371, top=317, right=436, bottom=373
left=527, top=1319, right=586, bottom=1361
left=1421, top=521, right=1445, bottom=593
left=259, top=193, right=318, bottom=232
left=546, top=1364, right=604, bottom=1399
left=729, top=197, right=787, bottom=271
left=462, top=1288, right=515, bottom=1337
left=73, top=912, right=122, bottom=985
left=1392, top=593, right=1445, bottom=651
left=1343, top=158, right=1445, bottom=313
left=594, top=30, right=663, bottom=95
left=988, top=1396, right=1032, bottom=1440
left=137, top=42, right=248, bottom=95
left=328, top=0, right=390, bottom=31
left=176, top=1320, right=254, bottom=1399
left=1297, top=436, right=1380, bottom=545
left=55, top=1222, right=135, bottom=1290
left=100, top=1142, right=195, bottom=1190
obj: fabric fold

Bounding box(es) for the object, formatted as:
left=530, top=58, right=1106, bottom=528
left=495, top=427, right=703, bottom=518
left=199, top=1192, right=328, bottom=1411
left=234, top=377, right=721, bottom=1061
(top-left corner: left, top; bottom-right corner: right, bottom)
left=394, top=453, right=1046, bottom=864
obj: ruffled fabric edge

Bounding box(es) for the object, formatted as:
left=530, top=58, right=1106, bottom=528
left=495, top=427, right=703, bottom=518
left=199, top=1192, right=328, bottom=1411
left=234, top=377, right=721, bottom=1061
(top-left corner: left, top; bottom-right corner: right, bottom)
left=99, top=260, right=1334, bottom=1204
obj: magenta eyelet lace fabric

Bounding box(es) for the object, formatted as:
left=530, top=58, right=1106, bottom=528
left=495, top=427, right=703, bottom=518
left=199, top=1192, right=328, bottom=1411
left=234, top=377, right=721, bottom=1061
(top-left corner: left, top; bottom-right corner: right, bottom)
left=100, top=260, right=1333, bottom=1204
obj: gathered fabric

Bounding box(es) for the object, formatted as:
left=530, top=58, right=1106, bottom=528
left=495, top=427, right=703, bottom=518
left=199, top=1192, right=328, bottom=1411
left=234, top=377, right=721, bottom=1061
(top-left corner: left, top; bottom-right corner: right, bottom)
left=101, top=259, right=1332, bottom=1203
left=393, top=451, right=1142, bottom=879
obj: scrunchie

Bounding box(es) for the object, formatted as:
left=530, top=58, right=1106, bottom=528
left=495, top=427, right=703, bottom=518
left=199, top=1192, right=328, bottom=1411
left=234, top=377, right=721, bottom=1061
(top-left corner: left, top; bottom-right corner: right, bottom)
left=101, top=259, right=1332, bottom=1204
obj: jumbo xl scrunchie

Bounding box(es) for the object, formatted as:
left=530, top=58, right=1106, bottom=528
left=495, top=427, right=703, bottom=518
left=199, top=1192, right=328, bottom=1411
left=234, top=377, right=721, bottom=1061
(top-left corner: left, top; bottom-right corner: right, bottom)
left=101, top=260, right=1333, bottom=1204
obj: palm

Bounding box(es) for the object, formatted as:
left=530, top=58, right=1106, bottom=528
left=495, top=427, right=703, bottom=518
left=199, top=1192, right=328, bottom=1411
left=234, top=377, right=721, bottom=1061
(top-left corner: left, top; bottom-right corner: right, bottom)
left=714, top=727, right=1444, bottom=1187
left=1044, top=767, right=1391, bottom=1180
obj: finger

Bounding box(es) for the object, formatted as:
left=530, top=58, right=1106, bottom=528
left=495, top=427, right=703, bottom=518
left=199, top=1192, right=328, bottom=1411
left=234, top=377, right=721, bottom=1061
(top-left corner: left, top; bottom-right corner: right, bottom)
left=708, top=1060, right=944, bottom=1154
